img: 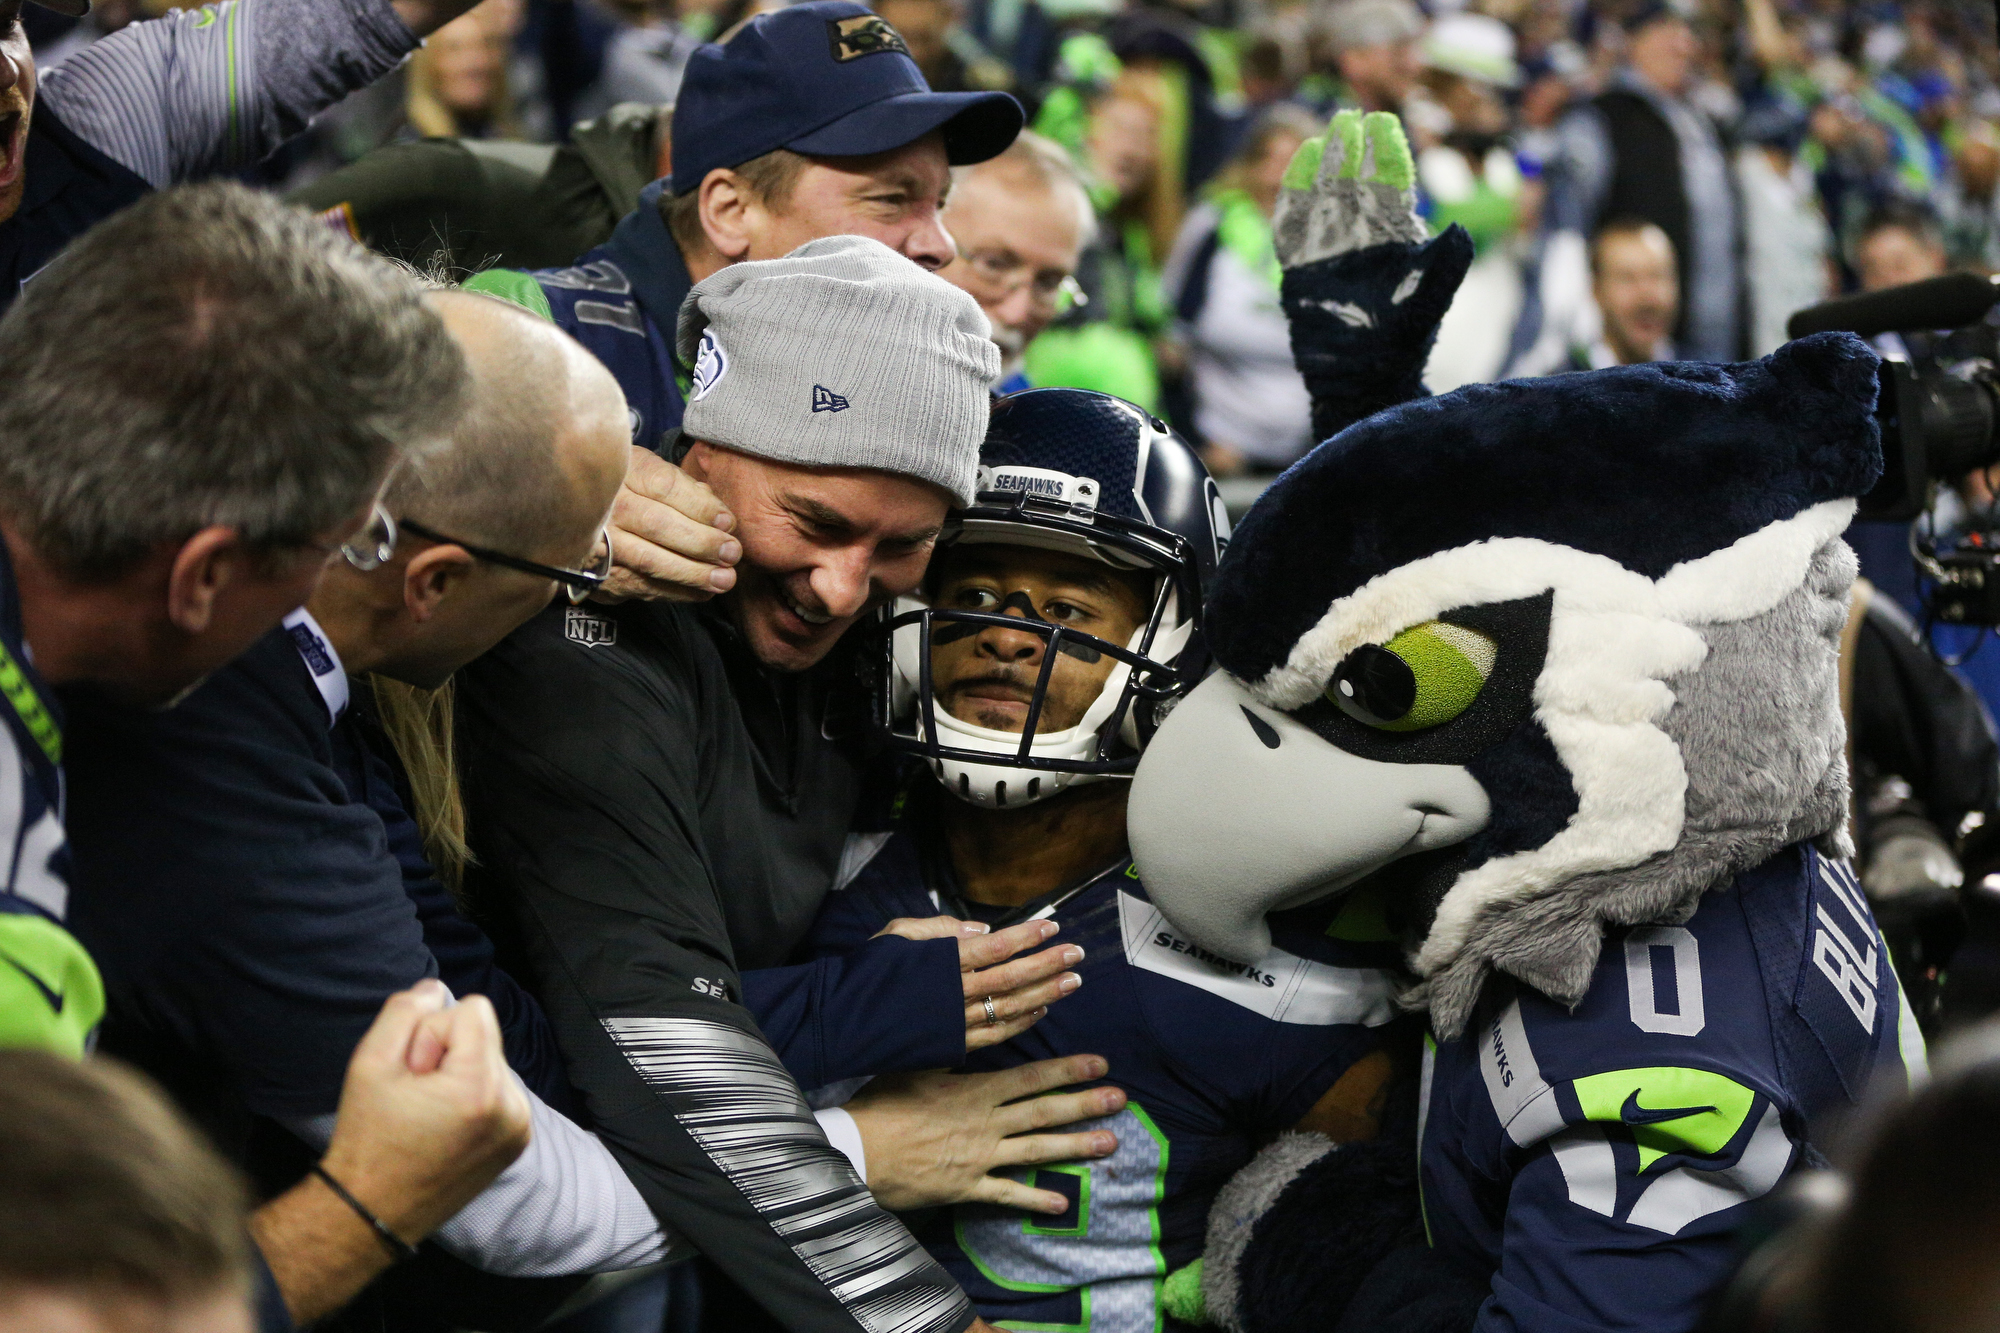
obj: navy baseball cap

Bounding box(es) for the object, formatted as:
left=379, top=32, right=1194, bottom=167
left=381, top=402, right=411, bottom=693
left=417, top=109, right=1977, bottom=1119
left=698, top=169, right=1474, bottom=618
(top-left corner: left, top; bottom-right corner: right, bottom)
left=669, top=0, right=1024, bottom=196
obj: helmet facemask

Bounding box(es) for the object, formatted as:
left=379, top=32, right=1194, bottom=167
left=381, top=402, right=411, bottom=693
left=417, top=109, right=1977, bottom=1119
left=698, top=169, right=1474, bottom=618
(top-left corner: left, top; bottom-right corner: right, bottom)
left=880, top=491, right=1202, bottom=810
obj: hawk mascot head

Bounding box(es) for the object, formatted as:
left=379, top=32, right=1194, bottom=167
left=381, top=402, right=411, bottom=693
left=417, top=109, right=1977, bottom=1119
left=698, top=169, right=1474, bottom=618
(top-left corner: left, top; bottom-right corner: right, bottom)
left=1129, top=332, right=1884, bottom=1039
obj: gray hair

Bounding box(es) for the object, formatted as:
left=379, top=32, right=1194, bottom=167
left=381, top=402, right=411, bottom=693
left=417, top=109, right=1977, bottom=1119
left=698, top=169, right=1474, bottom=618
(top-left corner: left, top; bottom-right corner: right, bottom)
left=0, top=182, right=468, bottom=579
left=968, top=130, right=1098, bottom=241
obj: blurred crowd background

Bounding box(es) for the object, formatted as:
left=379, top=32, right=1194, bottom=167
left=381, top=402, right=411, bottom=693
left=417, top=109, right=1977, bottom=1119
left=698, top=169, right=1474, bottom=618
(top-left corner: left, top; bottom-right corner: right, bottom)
left=27, top=0, right=1992, bottom=483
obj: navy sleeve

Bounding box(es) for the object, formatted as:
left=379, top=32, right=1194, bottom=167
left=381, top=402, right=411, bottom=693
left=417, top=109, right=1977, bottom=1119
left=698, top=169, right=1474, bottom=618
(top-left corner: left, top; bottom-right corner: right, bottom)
left=341, top=722, right=577, bottom=1116
left=738, top=933, right=965, bottom=1089
left=1473, top=1135, right=1766, bottom=1333
left=64, top=640, right=439, bottom=1124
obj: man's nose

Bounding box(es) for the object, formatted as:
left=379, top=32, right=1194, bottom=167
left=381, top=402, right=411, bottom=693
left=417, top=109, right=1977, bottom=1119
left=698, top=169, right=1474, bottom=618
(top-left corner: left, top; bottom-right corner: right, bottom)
left=979, top=610, right=1045, bottom=662
left=901, top=210, right=957, bottom=272
left=809, top=549, right=874, bottom=620
left=992, top=286, right=1037, bottom=337
left=0, top=46, right=22, bottom=94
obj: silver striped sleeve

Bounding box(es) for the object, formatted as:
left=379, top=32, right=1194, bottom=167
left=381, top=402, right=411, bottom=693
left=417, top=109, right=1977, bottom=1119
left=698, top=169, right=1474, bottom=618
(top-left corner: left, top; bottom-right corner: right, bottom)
left=604, top=1016, right=974, bottom=1333
left=37, top=0, right=417, bottom=189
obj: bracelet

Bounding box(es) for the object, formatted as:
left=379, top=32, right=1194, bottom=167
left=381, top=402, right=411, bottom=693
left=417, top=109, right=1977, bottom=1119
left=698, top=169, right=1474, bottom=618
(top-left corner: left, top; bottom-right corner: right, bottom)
left=310, top=1163, right=420, bottom=1265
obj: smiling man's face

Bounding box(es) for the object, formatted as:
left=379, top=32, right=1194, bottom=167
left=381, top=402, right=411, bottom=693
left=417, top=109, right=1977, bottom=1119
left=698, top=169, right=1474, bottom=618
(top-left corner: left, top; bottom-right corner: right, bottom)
left=0, top=0, right=36, bottom=225
left=681, top=438, right=948, bottom=673
left=930, top=543, right=1149, bottom=734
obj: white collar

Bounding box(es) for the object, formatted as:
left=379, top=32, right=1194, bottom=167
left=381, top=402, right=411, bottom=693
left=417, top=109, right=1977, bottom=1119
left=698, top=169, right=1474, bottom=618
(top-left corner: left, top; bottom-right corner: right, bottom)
left=282, top=607, right=350, bottom=725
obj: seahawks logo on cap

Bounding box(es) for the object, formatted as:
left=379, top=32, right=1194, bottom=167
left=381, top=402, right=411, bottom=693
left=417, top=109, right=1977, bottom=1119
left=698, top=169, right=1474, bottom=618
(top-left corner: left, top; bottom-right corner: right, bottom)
left=828, top=14, right=909, bottom=61
left=690, top=330, right=728, bottom=401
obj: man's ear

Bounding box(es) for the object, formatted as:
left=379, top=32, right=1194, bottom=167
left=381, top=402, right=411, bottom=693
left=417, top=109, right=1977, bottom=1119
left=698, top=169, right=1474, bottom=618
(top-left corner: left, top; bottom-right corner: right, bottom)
left=698, top=168, right=758, bottom=262
left=403, top=544, right=479, bottom=623
left=164, top=526, right=251, bottom=635
left=679, top=437, right=717, bottom=484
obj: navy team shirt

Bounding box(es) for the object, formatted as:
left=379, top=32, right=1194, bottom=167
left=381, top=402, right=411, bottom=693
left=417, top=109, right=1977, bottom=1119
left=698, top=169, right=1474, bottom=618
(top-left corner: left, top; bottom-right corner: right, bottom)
left=808, top=798, right=1402, bottom=1333
left=1422, top=844, right=1926, bottom=1333
left=469, top=179, right=689, bottom=452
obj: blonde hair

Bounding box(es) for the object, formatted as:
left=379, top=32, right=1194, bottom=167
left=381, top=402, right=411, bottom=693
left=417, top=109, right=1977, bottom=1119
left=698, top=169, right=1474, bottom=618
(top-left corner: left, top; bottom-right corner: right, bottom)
left=1096, top=65, right=1186, bottom=267
left=370, top=675, right=475, bottom=895
left=404, top=14, right=520, bottom=141
left=1214, top=104, right=1323, bottom=195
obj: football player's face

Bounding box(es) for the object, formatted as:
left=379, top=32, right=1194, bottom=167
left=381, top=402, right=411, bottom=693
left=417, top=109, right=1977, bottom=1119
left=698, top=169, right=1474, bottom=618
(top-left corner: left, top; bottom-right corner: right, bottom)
left=929, top=545, right=1150, bottom=734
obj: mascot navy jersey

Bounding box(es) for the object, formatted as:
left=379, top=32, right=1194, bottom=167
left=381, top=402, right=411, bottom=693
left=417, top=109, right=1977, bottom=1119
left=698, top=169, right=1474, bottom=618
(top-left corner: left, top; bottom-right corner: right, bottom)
left=1420, top=843, right=1923, bottom=1333
left=807, top=792, right=1402, bottom=1333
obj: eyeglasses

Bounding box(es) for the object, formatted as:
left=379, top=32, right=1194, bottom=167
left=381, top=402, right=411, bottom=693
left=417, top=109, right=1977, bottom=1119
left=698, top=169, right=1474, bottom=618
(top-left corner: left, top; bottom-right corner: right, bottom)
left=960, top=249, right=1088, bottom=314
left=340, top=504, right=614, bottom=605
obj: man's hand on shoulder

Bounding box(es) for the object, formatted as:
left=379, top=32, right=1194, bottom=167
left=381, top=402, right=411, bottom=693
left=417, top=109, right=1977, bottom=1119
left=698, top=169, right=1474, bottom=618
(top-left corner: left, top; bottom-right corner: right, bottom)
left=597, top=447, right=743, bottom=603
left=845, top=1054, right=1124, bottom=1214
left=873, top=916, right=1085, bottom=1052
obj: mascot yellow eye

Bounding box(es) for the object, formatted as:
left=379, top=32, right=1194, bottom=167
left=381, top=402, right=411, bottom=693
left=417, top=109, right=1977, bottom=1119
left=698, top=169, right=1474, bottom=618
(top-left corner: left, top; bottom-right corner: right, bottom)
left=1325, top=621, right=1498, bottom=732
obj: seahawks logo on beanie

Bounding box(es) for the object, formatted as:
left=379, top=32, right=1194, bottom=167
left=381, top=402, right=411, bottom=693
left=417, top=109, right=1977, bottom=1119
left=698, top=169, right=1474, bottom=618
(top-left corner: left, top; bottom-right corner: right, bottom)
left=691, top=330, right=728, bottom=401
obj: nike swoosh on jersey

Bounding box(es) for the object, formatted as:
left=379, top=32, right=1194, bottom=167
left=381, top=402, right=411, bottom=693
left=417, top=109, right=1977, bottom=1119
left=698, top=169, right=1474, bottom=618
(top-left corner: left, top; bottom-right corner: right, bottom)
left=3, top=953, right=62, bottom=1013
left=1619, top=1088, right=1716, bottom=1127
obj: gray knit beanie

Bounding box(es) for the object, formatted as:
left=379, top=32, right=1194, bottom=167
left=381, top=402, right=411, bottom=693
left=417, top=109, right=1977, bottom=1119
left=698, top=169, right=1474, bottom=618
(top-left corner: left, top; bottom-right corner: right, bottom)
left=675, top=235, right=1000, bottom=506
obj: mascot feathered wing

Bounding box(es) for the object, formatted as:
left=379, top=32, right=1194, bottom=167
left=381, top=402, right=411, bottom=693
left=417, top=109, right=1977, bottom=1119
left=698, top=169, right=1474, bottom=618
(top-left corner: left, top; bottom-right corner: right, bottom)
left=1136, top=114, right=1925, bottom=1333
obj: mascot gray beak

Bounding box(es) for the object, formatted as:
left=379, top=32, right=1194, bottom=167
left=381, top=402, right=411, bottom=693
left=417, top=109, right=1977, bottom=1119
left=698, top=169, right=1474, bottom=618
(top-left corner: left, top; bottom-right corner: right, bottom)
left=1129, top=672, right=1492, bottom=962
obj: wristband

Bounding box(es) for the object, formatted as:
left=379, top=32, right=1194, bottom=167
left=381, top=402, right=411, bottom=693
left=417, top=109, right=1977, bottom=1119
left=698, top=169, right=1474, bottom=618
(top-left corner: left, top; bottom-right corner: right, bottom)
left=310, top=1162, right=420, bottom=1264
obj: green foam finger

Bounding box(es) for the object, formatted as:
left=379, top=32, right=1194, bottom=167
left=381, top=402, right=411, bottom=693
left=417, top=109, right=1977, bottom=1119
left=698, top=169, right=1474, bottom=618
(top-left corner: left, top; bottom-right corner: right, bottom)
left=1362, top=111, right=1415, bottom=191
left=1281, top=133, right=1327, bottom=192
left=1332, top=109, right=1365, bottom=180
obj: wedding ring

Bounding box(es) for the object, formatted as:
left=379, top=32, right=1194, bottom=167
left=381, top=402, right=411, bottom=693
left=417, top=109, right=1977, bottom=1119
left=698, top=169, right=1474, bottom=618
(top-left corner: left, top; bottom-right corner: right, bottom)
left=983, top=996, right=1000, bottom=1025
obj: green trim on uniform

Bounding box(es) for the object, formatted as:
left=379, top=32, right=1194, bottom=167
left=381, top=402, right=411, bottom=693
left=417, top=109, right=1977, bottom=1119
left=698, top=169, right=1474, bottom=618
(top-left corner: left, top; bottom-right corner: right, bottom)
left=0, top=914, right=105, bottom=1059
left=0, top=638, right=59, bottom=767
left=223, top=0, right=243, bottom=163
left=465, top=269, right=557, bottom=323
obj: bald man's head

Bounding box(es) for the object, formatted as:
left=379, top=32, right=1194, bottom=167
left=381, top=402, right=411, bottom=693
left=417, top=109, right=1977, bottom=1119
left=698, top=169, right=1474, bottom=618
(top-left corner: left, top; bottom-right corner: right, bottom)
left=310, top=290, right=631, bottom=689
left=391, top=291, right=629, bottom=563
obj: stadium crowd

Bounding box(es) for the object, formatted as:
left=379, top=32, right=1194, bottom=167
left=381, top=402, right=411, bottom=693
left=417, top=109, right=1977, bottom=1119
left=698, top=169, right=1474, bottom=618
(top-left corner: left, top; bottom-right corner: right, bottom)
left=28, top=0, right=1992, bottom=467
left=6, top=0, right=2000, bottom=1330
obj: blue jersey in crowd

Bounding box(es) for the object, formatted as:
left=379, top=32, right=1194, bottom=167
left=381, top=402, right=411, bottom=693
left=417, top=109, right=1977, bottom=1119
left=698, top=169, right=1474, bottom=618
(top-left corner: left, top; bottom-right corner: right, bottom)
left=1421, top=843, right=1926, bottom=1333
left=469, top=179, right=691, bottom=452
left=807, top=795, right=1402, bottom=1333
left=0, top=537, right=102, bottom=1058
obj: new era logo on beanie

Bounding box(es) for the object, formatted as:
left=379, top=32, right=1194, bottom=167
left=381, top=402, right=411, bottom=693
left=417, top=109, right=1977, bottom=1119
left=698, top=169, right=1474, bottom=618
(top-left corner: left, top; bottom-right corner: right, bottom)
left=676, top=235, right=999, bottom=506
